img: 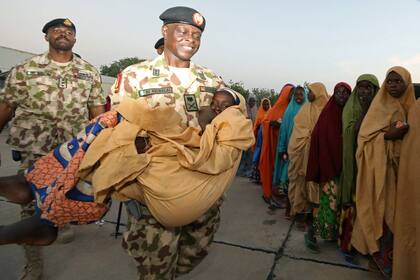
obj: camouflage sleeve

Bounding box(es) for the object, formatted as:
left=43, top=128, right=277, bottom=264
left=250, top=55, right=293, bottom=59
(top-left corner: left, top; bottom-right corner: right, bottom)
left=200, top=71, right=225, bottom=107
left=215, top=75, right=225, bottom=90
left=87, top=69, right=106, bottom=107
left=0, top=66, right=27, bottom=108
left=110, top=67, right=139, bottom=106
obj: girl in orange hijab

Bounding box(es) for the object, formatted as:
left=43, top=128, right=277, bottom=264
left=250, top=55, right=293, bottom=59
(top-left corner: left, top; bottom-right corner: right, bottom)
left=259, top=84, right=294, bottom=203
left=253, top=98, right=271, bottom=138
left=250, top=98, right=271, bottom=182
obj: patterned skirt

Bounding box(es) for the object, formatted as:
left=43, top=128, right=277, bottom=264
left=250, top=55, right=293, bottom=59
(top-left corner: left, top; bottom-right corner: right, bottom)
left=25, top=111, right=120, bottom=227
left=314, top=180, right=338, bottom=241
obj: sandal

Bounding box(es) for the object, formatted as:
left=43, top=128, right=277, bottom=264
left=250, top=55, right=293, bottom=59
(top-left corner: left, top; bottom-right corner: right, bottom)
left=304, top=233, right=320, bottom=254
left=262, top=195, right=271, bottom=205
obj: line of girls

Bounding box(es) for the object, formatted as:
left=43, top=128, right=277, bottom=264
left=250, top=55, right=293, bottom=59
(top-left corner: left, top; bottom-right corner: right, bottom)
left=251, top=66, right=420, bottom=280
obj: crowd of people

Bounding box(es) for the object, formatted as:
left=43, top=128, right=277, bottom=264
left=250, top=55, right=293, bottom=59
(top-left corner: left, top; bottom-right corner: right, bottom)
left=239, top=69, right=420, bottom=279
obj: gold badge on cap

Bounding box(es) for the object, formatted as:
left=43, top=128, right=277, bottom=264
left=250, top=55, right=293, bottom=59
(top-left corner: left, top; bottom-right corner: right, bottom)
left=63, top=19, right=73, bottom=27
left=192, top=13, right=204, bottom=26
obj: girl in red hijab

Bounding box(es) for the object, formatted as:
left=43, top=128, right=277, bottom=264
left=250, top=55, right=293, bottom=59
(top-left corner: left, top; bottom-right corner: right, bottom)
left=305, top=82, right=352, bottom=252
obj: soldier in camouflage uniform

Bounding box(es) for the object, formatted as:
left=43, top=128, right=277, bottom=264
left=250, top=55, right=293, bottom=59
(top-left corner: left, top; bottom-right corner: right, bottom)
left=110, top=6, right=225, bottom=279
left=0, top=18, right=105, bottom=280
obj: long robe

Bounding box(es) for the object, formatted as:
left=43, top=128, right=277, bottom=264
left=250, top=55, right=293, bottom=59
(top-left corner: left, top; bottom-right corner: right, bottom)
left=337, top=74, right=379, bottom=252
left=306, top=82, right=351, bottom=184
left=306, top=82, right=352, bottom=240
left=259, top=85, right=294, bottom=198
left=338, top=74, right=380, bottom=207
left=351, top=66, right=416, bottom=254
left=393, top=98, right=420, bottom=280
left=273, top=91, right=307, bottom=187
left=287, top=83, right=329, bottom=215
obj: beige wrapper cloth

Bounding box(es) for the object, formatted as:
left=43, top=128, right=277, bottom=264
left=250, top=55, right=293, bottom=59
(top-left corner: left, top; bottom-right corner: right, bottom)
left=351, top=66, right=415, bottom=254
left=287, top=83, right=328, bottom=215
left=392, top=98, right=420, bottom=280
left=78, top=96, right=254, bottom=227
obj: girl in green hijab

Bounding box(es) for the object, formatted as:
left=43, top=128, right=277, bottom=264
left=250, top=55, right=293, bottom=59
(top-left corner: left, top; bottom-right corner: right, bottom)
left=338, top=74, right=379, bottom=262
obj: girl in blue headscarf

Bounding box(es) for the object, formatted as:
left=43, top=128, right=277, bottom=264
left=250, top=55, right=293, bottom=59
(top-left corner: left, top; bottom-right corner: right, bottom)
left=272, top=86, right=307, bottom=214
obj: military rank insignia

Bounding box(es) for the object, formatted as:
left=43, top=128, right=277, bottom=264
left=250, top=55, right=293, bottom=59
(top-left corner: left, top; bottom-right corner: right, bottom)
left=184, top=94, right=199, bottom=112
left=152, top=69, right=160, bottom=76
left=57, top=77, right=68, bottom=89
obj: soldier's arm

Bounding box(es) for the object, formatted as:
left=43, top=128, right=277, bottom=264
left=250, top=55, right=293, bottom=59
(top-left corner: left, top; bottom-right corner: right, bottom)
left=109, top=68, right=139, bottom=108
left=87, top=69, right=106, bottom=119
left=0, top=102, right=14, bottom=132
left=0, top=67, right=22, bottom=131
left=88, top=105, right=105, bottom=119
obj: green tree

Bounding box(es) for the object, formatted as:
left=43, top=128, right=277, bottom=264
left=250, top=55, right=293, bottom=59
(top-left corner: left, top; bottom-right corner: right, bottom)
left=100, top=57, right=145, bottom=77
left=251, top=88, right=277, bottom=105
left=227, top=81, right=250, bottom=101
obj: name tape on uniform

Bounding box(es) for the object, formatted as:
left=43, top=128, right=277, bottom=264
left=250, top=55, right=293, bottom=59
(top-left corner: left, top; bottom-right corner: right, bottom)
left=138, top=87, right=173, bottom=97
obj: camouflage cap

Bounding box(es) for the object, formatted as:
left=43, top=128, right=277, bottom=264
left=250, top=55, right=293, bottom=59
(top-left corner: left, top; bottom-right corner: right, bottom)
left=159, top=6, right=206, bottom=32
left=42, top=18, right=76, bottom=34
left=154, top=37, right=164, bottom=49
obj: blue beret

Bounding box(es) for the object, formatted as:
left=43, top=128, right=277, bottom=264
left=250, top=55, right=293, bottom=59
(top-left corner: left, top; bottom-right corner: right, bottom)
left=159, top=6, right=206, bottom=32
left=42, top=18, right=76, bottom=34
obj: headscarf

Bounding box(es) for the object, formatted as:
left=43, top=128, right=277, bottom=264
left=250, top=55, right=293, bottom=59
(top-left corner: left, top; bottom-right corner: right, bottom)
left=265, top=84, right=294, bottom=122
left=287, top=82, right=329, bottom=213
left=218, top=86, right=241, bottom=105
left=393, top=98, right=420, bottom=280
left=247, top=96, right=258, bottom=124
left=273, top=87, right=307, bottom=185
left=253, top=97, right=271, bottom=136
left=306, top=82, right=352, bottom=183
left=338, top=74, right=379, bottom=206
left=351, top=66, right=416, bottom=254
left=259, top=84, right=294, bottom=198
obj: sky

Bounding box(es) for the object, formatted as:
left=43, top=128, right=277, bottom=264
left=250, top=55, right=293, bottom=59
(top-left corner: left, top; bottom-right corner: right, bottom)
left=2, top=0, right=420, bottom=93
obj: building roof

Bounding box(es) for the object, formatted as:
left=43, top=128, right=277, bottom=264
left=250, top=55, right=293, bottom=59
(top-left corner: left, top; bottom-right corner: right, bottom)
left=0, top=45, right=36, bottom=72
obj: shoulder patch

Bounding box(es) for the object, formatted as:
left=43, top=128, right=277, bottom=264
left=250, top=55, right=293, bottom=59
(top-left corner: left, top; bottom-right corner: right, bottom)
left=184, top=94, right=199, bottom=112
left=199, top=86, right=216, bottom=93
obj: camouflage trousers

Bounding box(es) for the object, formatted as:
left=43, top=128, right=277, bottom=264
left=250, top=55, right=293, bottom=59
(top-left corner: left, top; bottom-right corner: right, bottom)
left=122, top=201, right=221, bottom=280
left=18, top=152, right=44, bottom=280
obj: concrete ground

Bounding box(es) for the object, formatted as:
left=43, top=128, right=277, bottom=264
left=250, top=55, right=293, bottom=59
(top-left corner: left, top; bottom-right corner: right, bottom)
left=0, top=130, right=382, bottom=280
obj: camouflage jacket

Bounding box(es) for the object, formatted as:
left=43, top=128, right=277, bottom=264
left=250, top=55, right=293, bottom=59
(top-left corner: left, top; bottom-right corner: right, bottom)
left=110, top=55, right=224, bottom=129
left=0, top=52, right=106, bottom=155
